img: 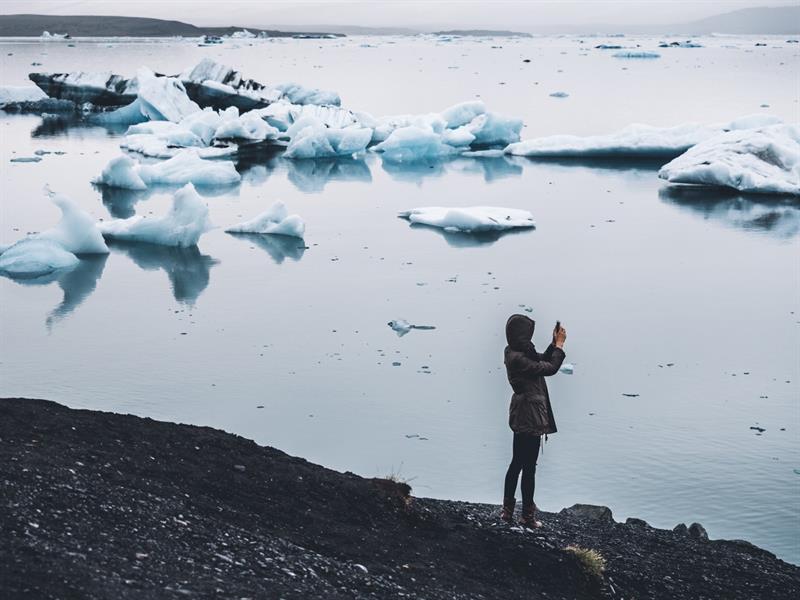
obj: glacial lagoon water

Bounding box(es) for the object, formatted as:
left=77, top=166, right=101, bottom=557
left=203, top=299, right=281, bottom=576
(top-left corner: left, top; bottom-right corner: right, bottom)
left=0, top=35, right=798, bottom=562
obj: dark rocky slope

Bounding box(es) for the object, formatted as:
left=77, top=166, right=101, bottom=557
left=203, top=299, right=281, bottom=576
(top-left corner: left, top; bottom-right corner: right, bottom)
left=1, top=398, right=797, bottom=600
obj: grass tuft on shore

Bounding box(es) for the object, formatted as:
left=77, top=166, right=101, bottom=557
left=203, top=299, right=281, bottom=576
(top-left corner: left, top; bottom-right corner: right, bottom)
left=566, top=545, right=607, bottom=579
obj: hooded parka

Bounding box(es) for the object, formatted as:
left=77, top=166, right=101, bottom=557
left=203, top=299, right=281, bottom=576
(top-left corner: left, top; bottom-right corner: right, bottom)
left=504, top=314, right=566, bottom=435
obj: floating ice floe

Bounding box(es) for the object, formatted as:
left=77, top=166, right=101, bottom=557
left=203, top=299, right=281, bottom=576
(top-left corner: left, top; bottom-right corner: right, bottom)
left=94, top=152, right=241, bottom=190
left=658, top=124, right=800, bottom=195
left=388, top=319, right=436, bottom=337
left=0, top=86, right=47, bottom=106
left=504, top=115, right=784, bottom=159
left=0, top=189, right=108, bottom=279
left=284, top=118, right=372, bottom=159
left=549, top=91, right=569, bottom=98
left=398, top=206, right=536, bottom=233
left=659, top=40, right=702, bottom=48
left=98, top=183, right=213, bottom=247
left=225, top=201, right=305, bottom=238
left=374, top=126, right=462, bottom=162
left=613, top=51, right=660, bottom=59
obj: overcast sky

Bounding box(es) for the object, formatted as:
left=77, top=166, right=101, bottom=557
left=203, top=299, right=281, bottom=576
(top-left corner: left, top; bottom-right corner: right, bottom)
left=0, top=1, right=793, bottom=30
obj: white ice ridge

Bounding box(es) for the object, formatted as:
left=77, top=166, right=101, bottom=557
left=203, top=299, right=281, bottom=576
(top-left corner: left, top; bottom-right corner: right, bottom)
left=0, top=189, right=109, bottom=279
left=98, top=184, right=213, bottom=247
left=658, top=124, right=800, bottom=195
left=284, top=117, right=372, bottom=159
left=504, top=115, right=784, bottom=159
left=398, top=206, right=536, bottom=233
left=225, top=202, right=306, bottom=238
left=94, top=152, right=241, bottom=190
left=0, top=86, right=47, bottom=105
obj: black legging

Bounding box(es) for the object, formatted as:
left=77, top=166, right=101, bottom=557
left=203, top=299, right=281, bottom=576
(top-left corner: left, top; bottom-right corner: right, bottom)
left=503, top=433, right=541, bottom=507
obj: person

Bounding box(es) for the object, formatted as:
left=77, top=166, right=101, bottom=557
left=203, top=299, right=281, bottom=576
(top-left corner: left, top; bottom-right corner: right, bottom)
left=500, top=314, right=567, bottom=527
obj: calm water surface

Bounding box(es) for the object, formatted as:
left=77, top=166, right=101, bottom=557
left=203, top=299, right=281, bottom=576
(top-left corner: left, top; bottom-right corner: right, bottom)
left=1, top=35, right=798, bottom=562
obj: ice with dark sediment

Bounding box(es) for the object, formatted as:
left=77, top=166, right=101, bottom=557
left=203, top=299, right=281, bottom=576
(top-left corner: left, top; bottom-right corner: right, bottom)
left=505, top=115, right=784, bottom=159
left=658, top=124, right=800, bottom=195
left=98, top=184, right=213, bottom=247
left=29, top=70, right=139, bottom=107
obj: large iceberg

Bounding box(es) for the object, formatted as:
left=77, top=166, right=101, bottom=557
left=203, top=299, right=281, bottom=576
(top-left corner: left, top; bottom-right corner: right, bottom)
left=225, top=201, right=306, bottom=238
left=658, top=124, right=800, bottom=195
left=94, top=152, right=241, bottom=190
left=284, top=118, right=372, bottom=159
left=398, top=206, right=536, bottom=233
left=98, top=184, right=213, bottom=247
left=505, top=115, right=785, bottom=159
left=29, top=70, right=138, bottom=106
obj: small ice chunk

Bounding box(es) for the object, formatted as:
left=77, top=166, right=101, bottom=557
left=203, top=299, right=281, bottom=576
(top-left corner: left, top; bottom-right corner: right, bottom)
left=658, top=124, right=800, bottom=195
left=95, top=152, right=241, bottom=189
left=373, top=126, right=460, bottom=161
left=285, top=118, right=372, bottom=159
left=549, top=91, right=569, bottom=98
left=388, top=319, right=413, bottom=337
left=0, top=239, right=78, bottom=278
left=225, top=201, right=305, bottom=238
left=38, top=190, right=109, bottom=254
left=559, top=363, right=575, bottom=375
left=613, top=51, right=660, bottom=59
left=398, top=206, right=536, bottom=233
left=98, top=183, right=212, bottom=247
left=274, top=82, right=341, bottom=106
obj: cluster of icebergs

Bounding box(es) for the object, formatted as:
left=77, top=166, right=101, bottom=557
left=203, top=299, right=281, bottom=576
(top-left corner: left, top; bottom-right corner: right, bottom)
left=0, top=186, right=306, bottom=279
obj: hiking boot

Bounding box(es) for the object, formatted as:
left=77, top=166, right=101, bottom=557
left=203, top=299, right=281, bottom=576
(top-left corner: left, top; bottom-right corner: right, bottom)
left=500, top=497, right=516, bottom=523
left=520, top=504, right=543, bottom=528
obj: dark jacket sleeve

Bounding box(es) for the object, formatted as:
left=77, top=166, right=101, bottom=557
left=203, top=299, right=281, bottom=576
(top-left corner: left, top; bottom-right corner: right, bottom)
left=514, top=346, right=566, bottom=377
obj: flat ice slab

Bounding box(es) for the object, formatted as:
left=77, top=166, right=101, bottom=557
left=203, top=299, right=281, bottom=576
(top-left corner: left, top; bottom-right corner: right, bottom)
left=658, top=124, right=800, bottom=195
left=98, top=184, right=213, bottom=247
left=225, top=202, right=306, bottom=238
left=504, top=115, right=784, bottom=159
left=398, top=206, right=536, bottom=233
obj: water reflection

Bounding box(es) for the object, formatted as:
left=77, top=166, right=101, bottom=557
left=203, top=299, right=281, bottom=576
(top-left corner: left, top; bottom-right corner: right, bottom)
left=405, top=222, right=534, bottom=248
left=227, top=233, right=307, bottom=263
left=287, top=157, right=372, bottom=193
left=659, top=186, right=800, bottom=239
left=110, top=242, right=218, bottom=304
left=31, top=116, right=129, bottom=138
left=2, top=254, right=108, bottom=330
left=507, top=155, right=664, bottom=175
left=98, top=185, right=151, bottom=219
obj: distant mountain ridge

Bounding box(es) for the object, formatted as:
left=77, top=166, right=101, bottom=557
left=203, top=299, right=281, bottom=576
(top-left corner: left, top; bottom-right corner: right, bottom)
left=0, top=14, right=343, bottom=38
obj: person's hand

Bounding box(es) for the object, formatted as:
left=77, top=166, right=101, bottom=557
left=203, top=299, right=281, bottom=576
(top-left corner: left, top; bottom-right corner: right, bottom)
left=553, top=323, right=567, bottom=349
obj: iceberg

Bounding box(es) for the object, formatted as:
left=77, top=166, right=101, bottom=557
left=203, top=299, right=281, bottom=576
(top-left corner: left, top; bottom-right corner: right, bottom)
left=29, top=71, right=138, bottom=106
left=0, top=239, right=78, bottom=279
left=274, top=82, right=341, bottom=107
left=504, top=115, right=785, bottom=159
left=658, top=124, right=800, bottom=195
left=373, top=126, right=461, bottom=162
left=135, top=68, right=200, bottom=123
left=284, top=118, right=372, bottom=159
left=466, top=112, right=523, bottom=146
left=225, top=201, right=305, bottom=238
left=180, top=59, right=280, bottom=111
left=214, top=110, right=280, bottom=142
left=98, top=184, right=213, bottom=247
left=0, top=86, right=47, bottom=106
left=398, top=206, right=536, bottom=233
left=440, top=100, right=486, bottom=128
left=0, top=189, right=109, bottom=279
left=613, top=51, right=660, bottom=59
left=95, top=152, right=241, bottom=189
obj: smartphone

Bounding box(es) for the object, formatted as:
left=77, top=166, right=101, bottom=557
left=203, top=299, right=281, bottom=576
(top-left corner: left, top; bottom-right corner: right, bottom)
left=556, top=320, right=561, bottom=331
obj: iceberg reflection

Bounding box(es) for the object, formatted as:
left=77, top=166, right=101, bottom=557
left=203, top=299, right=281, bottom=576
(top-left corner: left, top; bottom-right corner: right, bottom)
left=659, top=187, right=800, bottom=239
left=406, top=222, right=534, bottom=248
left=109, top=241, right=218, bottom=304
left=227, top=233, right=306, bottom=264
